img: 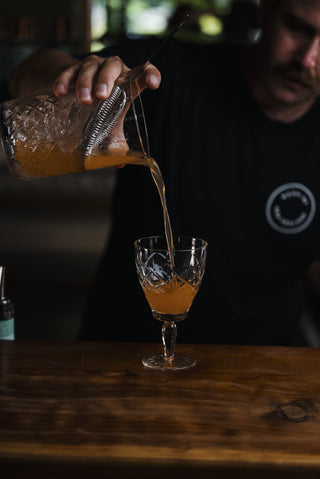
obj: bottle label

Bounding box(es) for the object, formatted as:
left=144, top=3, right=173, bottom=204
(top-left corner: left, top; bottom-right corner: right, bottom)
left=0, top=318, right=14, bottom=340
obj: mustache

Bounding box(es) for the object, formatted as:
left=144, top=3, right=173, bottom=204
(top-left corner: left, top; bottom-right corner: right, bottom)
left=274, top=63, right=317, bottom=88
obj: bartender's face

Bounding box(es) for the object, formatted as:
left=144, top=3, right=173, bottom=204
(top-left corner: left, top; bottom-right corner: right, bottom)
left=260, top=0, right=320, bottom=107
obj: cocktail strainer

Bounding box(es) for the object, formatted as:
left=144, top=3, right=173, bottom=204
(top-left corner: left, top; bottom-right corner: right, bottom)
left=80, top=13, right=190, bottom=159
left=80, top=85, right=127, bottom=157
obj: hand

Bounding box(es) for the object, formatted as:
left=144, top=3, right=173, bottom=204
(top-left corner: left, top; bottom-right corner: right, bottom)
left=53, top=54, right=161, bottom=105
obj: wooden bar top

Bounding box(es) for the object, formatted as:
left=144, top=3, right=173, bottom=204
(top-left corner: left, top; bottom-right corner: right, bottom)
left=1, top=340, right=320, bottom=478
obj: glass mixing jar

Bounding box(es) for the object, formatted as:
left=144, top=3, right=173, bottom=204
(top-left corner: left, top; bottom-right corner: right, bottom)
left=0, top=74, right=149, bottom=179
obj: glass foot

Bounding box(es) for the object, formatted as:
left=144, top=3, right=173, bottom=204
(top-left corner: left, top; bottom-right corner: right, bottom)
left=142, top=353, right=196, bottom=371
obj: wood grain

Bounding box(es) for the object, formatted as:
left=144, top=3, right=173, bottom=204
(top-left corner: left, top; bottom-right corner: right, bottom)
left=1, top=340, right=320, bottom=478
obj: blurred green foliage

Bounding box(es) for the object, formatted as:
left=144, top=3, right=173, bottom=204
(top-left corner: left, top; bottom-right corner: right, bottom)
left=92, top=0, right=235, bottom=49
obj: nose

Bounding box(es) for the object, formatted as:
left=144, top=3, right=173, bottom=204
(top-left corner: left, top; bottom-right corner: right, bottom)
left=299, top=37, right=320, bottom=70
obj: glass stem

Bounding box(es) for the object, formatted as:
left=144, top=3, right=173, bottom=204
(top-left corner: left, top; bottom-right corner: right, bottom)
left=162, top=321, right=177, bottom=360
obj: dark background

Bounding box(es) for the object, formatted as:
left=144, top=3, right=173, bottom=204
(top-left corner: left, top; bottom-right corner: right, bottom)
left=7, top=1, right=312, bottom=343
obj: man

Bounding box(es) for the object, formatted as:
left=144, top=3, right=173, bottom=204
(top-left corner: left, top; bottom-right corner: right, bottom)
left=10, top=0, right=320, bottom=345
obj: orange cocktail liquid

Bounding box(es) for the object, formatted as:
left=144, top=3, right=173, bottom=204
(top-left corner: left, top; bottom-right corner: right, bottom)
left=142, top=277, right=197, bottom=316
left=14, top=142, right=146, bottom=178
left=14, top=141, right=174, bottom=260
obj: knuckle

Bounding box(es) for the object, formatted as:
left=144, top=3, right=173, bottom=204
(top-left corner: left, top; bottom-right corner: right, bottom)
left=83, top=54, right=101, bottom=62
left=88, top=54, right=101, bottom=61
left=106, top=55, right=122, bottom=63
left=79, top=55, right=103, bottom=69
left=103, top=56, right=125, bottom=70
left=80, top=59, right=97, bottom=70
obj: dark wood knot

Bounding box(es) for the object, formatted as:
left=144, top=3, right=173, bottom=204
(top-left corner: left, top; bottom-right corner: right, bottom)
left=276, top=400, right=315, bottom=423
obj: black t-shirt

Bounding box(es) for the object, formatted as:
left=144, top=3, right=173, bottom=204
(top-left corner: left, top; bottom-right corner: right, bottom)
left=79, top=39, right=320, bottom=345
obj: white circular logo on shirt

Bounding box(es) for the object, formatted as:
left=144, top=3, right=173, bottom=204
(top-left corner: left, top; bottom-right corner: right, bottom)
left=265, top=183, right=316, bottom=234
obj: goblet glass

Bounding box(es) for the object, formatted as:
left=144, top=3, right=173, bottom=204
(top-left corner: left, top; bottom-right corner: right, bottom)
left=134, top=236, right=207, bottom=370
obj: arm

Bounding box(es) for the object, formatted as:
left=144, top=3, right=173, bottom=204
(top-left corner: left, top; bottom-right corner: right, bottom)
left=9, top=49, right=78, bottom=98
left=10, top=48, right=161, bottom=103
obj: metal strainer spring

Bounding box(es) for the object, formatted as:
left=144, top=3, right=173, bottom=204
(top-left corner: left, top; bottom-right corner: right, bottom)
left=80, top=85, right=127, bottom=158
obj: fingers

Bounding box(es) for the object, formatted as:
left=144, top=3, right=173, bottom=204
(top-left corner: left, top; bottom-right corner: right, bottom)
left=53, top=54, right=161, bottom=105
left=141, top=63, right=162, bottom=90
left=130, top=62, right=161, bottom=95
left=53, top=62, right=82, bottom=97
left=94, top=56, right=129, bottom=100
left=53, top=55, right=126, bottom=104
left=76, top=56, right=106, bottom=104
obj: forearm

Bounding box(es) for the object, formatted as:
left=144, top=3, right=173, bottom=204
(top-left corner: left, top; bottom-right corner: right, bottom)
left=9, top=49, right=78, bottom=98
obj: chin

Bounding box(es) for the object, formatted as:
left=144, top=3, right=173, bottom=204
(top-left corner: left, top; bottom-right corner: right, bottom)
left=268, top=80, right=316, bottom=108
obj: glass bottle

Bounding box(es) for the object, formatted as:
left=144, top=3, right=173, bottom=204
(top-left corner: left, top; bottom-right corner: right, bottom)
left=0, top=267, right=15, bottom=341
